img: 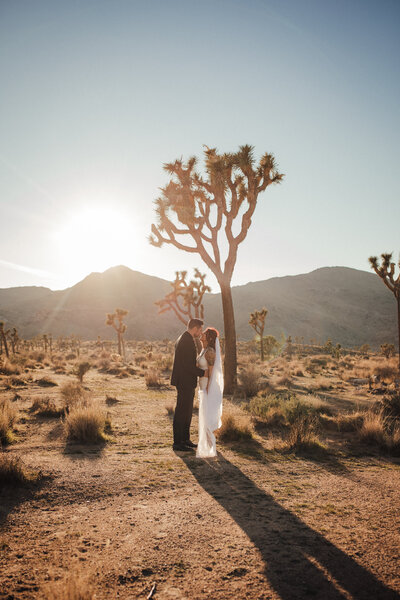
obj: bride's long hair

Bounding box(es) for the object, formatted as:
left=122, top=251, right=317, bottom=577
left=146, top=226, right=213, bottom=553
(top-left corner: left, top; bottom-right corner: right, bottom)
left=204, top=327, right=219, bottom=350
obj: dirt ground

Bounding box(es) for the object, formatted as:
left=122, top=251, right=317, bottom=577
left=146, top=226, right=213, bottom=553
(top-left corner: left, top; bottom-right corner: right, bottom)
left=1, top=364, right=400, bottom=599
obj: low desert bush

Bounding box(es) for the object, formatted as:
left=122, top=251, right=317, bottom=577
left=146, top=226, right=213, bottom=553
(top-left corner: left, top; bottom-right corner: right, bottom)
left=0, top=398, right=17, bottom=445
left=36, top=376, right=57, bottom=387
left=286, top=415, right=324, bottom=453
left=374, top=365, right=398, bottom=384
left=3, top=375, right=27, bottom=389
left=64, top=401, right=110, bottom=443
left=30, top=397, right=63, bottom=418
left=248, top=392, right=331, bottom=428
left=321, top=411, right=364, bottom=432
left=375, top=393, right=400, bottom=418
left=145, top=369, right=162, bottom=388
left=60, top=382, right=88, bottom=412
left=216, top=406, right=253, bottom=442
left=305, top=376, right=333, bottom=392
left=275, top=371, right=292, bottom=388
left=238, top=365, right=262, bottom=397
left=0, top=454, right=38, bottom=486
left=0, top=358, right=21, bottom=376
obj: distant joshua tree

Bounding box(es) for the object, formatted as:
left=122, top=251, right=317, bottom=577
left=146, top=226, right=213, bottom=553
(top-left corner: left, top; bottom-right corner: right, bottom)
left=10, top=328, right=19, bottom=354
left=150, top=144, right=284, bottom=393
left=249, top=308, right=268, bottom=361
left=0, top=321, right=10, bottom=358
left=106, top=309, right=128, bottom=357
left=369, top=252, right=400, bottom=371
left=156, top=269, right=210, bottom=325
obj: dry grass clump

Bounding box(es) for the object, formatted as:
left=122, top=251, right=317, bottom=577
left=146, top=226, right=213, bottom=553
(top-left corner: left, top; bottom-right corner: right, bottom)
left=0, top=454, right=39, bottom=486
left=0, top=398, right=17, bottom=445
left=238, top=365, right=262, bottom=397
left=216, top=406, right=253, bottom=442
left=275, top=370, right=292, bottom=388
left=306, top=356, right=328, bottom=374
left=0, top=358, right=21, bottom=375
left=3, top=375, right=27, bottom=389
left=30, top=396, right=63, bottom=418
left=321, top=411, right=364, bottom=432
left=373, top=365, right=398, bottom=384
left=375, top=393, right=400, bottom=418
left=64, top=401, right=110, bottom=443
left=60, top=382, right=88, bottom=412
left=43, top=572, right=95, bottom=600
left=305, top=376, right=333, bottom=392
left=145, top=369, right=163, bottom=388
left=36, top=376, right=57, bottom=387
left=358, top=411, right=400, bottom=454
left=285, top=415, right=325, bottom=454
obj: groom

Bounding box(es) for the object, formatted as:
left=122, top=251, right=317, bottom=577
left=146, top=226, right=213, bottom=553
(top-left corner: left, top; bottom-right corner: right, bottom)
left=171, top=318, right=206, bottom=451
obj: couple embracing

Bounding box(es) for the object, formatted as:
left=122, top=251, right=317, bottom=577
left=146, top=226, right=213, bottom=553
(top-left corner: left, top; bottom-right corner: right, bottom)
left=171, top=318, right=223, bottom=458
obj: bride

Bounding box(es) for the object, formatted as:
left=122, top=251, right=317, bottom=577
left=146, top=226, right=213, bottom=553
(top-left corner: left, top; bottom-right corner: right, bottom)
left=196, top=327, right=223, bottom=458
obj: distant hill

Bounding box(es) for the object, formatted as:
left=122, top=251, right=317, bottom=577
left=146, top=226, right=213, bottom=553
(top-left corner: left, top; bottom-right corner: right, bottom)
left=0, top=265, right=397, bottom=348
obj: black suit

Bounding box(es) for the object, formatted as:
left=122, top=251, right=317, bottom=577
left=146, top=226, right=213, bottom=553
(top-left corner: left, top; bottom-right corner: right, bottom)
left=171, top=331, right=205, bottom=444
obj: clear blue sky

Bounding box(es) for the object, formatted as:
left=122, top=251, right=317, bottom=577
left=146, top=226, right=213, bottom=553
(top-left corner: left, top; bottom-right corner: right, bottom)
left=0, top=0, right=399, bottom=291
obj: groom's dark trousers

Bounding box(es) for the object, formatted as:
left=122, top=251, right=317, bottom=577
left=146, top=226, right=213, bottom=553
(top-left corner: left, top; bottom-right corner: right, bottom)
left=171, top=331, right=204, bottom=444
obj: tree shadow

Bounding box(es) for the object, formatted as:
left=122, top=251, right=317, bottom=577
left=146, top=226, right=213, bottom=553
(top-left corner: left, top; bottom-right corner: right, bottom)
left=181, top=452, right=399, bottom=599
left=0, top=470, right=50, bottom=527
left=62, top=440, right=106, bottom=459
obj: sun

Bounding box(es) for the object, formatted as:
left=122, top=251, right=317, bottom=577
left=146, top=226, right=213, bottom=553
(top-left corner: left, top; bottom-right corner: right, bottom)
left=54, top=206, right=134, bottom=283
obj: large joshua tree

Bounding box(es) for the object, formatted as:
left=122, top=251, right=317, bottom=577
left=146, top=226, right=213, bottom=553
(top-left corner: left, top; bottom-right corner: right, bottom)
left=156, top=268, right=210, bottom=325
left=106, top=308, right=128, bottom=357
left=150, top=145, right=284, bottom=393
left=369, top=252, right=400, bottom=371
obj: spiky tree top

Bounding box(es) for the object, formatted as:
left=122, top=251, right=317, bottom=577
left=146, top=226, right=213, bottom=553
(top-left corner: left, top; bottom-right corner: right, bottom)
left=156, top=268, right=211, bottom=323
left=249, top=308, right=268, bottom=336
left=369, top=253, right=400, bottom=298
left=150, top=145, right=284, bottom=284
left=106, top=308, right=128, bottom=333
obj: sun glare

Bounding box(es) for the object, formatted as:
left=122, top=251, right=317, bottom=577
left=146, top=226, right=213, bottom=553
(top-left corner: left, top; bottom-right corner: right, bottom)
left=54, top=206, right=135, bottom=284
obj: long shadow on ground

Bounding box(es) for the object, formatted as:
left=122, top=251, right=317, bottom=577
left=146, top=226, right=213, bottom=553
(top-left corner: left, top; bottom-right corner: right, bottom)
left=181, top=452, right=399, bottom=600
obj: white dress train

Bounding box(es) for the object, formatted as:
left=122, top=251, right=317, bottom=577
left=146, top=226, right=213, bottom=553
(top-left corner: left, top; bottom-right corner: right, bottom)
left=196, top=338, right=223, bottom=458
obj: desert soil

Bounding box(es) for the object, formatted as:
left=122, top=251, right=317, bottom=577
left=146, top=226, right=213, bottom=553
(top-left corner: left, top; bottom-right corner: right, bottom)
left=1, top=367, right=400, bottom=600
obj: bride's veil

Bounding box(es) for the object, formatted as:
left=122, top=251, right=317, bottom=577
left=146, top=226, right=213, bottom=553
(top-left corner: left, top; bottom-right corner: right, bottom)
left=207, top=336, right=223, bottom=431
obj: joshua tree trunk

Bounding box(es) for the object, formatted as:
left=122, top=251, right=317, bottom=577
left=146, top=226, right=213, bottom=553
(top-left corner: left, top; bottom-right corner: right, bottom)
left=117, top=333, right=122, bottom=357
left=220, top=280, right=237, bottom=394
left=397, top=295, right=400, bottom=372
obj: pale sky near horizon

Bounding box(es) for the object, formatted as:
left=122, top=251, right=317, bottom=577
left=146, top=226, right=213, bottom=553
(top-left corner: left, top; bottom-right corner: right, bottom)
left=0, top=0, right=399, bottom=292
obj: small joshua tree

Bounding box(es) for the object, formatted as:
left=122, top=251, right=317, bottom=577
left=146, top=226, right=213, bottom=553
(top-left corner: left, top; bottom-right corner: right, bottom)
left=249, top=308, right=268, bottom=361
left=76, top=361, right=91, bottom=383
left=10, top=328, right=19, bottom=354
left=369, top=253, right=400, bottom=371
left=0, top=322, right=10, bottom=358
left=156, top=268, right=210, bottom=325
left=106, top=309, right=128, bottom=357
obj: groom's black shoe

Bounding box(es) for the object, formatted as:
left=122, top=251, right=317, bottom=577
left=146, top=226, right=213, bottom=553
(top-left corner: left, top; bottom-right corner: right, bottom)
left=184, top=440, right=197, bottom=449
left=173, top=443, right=191, bottom=451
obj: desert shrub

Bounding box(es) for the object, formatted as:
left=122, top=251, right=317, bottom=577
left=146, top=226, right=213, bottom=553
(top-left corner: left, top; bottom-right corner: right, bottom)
left=134, top=353, right=147, bottom=365
left=286, top=415, right=324, bottom=453
left=305, top=377, right=333, bottom=392
left=3, top=375, right=27, bottom=389
left=0, top=358, right=21, bottom=376
left=216, top=407, right=253, bottom=442
left=30, top=397, right=62, bottom=418
left=381, top=343, right=395, bottom=359
left=60, top=382, right=88, bottom=412
left=275, top=371, right=292, bottom=388
left=375, top=394, right=400, bottom=418
left=97, top=358, right=111, bottom=372
left=249, top=392, right=331, bottom=427
left=145, top=369, right=162, bottom=388
left=65, top=352, right=77, bottom=360
left=29, top=351, right=45, bottom=362
left=238, top=365, right=262, bottom=397
left=36, top=376, right=57, bottom=387
left=0, top=454, right=38, bottom=486
left=321, top=411, right=364, bottom=432
left=0, top=398, right=17, bottom=445
left=64, top=401, right=110, bottom=443
left=75, top=361, right=91, bottom=383
left=374, top=365, right=398, bottom=384
left=105, top=395, right=119, bottom=405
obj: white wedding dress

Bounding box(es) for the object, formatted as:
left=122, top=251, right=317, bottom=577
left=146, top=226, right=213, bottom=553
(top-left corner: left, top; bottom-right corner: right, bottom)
left=196, top=338, right=223, bottom=458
